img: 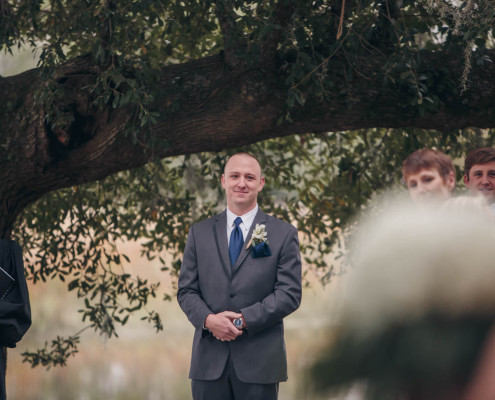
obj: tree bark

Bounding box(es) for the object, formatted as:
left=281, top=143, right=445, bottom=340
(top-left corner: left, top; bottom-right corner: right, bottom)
left=1, top=49, right=495, bottom=236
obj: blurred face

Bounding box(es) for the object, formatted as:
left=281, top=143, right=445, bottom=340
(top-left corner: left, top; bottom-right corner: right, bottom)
left=464, top=161, right=495, bottom=204
left=221, top=154, right=265, bottom=215
left=405, top=168, right=455, bottom=205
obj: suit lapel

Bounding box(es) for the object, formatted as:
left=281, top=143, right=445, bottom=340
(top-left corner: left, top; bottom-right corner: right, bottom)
left=232, top=209, right=267, bottom=274
left=213, top=211, right=232, bottom=279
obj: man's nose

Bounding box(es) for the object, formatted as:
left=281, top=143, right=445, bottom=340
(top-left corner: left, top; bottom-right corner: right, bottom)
left=416, top=184, right=427, bottom=193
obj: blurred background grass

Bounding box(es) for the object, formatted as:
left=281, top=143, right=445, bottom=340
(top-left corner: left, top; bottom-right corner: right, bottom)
left=7, top=239, right=342, bottom=400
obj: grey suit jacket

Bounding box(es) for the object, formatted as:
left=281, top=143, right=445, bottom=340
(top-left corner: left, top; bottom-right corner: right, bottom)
left=177, top=208, right=302, bottom=384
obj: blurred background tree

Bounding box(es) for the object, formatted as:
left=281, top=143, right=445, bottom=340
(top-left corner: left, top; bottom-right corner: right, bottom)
left=0, top=0, right=494, bottom=367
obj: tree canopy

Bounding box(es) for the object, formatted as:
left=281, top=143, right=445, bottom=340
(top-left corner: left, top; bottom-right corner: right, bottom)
left=1, top=0, right=495, bottom=367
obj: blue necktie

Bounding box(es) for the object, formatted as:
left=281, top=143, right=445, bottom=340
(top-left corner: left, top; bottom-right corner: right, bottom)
left=229, top=217, right=243, bottom=266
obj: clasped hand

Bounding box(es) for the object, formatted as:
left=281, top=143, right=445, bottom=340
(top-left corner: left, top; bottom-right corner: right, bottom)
left=205, top=311, right=243, bottom=342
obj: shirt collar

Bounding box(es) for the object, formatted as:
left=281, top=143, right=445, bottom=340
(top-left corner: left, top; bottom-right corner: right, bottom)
left=226, top=204, right=258, bottom=227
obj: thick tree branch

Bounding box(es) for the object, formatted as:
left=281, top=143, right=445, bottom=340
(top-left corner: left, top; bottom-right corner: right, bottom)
left=1, top=48, right=495, bottom=235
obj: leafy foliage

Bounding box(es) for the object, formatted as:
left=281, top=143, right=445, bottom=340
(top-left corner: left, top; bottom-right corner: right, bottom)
left=1, top=0, right=494, bottom=369
left=424, top=0, right=495, bottom=91
left=2, top=0, right=493, bottom=132
left=13, top=127, right=495, bottom=367
left=23, top=335, right=80, bottom=369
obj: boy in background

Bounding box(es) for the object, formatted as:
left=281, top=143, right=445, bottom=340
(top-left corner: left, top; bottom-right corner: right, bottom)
left=402, top=148, right=456, bottom=205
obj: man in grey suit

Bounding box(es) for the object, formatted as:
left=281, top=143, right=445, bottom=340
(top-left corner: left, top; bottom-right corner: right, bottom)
left=177, top=153, right=302, bottom=400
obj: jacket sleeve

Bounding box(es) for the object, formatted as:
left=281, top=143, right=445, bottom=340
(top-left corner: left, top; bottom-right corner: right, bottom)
left=240, top=226, right=302, bottom=336
left=177, top=226, right=213, bottom=330
left=0, top=240, right=32, bottom=348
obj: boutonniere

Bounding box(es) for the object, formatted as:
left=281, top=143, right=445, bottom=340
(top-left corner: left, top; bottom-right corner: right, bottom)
left=246, top=224, right=272, bottom=258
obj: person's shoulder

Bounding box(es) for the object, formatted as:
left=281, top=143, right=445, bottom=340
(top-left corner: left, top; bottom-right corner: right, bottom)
left=0, top=238, right=22, bottom=255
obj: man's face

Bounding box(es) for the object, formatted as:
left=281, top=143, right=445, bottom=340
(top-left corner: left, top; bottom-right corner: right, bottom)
left=405, top=168, right=455, bottom=205
left=221, top=154, right=265, bottom=214
left=464, top=161, right=495, bottom=203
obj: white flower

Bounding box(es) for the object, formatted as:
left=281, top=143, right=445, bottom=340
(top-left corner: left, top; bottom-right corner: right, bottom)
left=246, top=224, right=269, bottom=249
left=338, top=199, right=495, bottom=337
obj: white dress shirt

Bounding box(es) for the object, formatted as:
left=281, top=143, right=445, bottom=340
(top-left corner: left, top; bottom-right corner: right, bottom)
left=226, top=205, right=258, bottom=245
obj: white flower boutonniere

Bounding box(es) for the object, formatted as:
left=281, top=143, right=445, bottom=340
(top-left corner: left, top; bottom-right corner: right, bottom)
left=246, top=224, right=269, bottom=249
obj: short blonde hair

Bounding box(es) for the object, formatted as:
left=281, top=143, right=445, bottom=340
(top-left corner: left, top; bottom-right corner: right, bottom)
left=402, top=148, right=455, bottom=182
left=224, top=153, right=263, bottom=177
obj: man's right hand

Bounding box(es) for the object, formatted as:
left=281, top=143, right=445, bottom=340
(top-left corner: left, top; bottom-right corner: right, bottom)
left=205, top=311, right=243, bottom=342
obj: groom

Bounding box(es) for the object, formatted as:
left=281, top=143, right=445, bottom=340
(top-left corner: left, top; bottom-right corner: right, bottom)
left=177, top=153, right=302, bottom=400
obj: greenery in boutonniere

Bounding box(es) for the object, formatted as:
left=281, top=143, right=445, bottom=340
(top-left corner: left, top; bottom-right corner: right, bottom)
left=246, top=224, right=269, bottom=249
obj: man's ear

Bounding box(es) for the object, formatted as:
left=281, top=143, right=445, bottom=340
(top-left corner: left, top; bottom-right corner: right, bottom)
left=463, top=174, right=469, bottom=187
left=221, top=174, right=226, bottom=189
left=258, top=176, right=265, bottom=192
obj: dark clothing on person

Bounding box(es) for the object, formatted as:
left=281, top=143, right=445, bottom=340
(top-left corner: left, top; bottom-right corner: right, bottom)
left=0, top=240, right=32, bottom=399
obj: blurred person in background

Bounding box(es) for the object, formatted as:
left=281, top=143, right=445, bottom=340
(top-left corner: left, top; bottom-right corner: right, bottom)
left=0, top=240, right=31, bottom=400
left=464, top=147, right=495, bottom=215
left=309, top=201, right=495, bottom=400
left=402, top=148, right=456, bottom=205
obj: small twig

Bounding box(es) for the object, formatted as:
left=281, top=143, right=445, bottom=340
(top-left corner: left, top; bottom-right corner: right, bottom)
left=336, top=0, right=346, bottom=40
left=291, top=30, right=350, bottom=90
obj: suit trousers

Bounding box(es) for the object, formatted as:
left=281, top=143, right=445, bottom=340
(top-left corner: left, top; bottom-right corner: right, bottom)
left=191, top=355, right=279, bottom=400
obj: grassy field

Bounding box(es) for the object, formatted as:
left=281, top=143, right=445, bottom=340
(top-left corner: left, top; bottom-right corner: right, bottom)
left=6, top=241, right=343, bottom=400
